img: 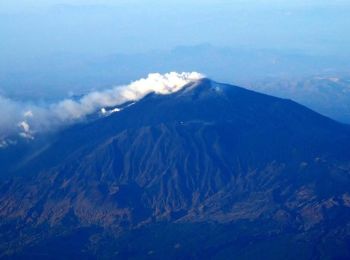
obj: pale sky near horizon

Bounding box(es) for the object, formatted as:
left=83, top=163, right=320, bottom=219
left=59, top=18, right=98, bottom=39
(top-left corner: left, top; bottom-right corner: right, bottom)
left=1, top=0, right=350, bottom=58
left=1, top=0, right=349, bottom=9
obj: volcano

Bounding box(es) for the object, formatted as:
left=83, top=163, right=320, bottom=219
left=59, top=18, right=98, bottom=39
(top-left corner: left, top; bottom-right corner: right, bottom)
left=1, top=79, right=350, bottom=259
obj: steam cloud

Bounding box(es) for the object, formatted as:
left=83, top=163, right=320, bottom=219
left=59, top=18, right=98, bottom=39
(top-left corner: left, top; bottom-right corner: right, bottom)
left=0, top=72, right=204, bottom=147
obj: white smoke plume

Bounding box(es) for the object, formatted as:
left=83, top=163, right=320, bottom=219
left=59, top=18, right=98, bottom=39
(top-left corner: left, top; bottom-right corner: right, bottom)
left=0, top=72, right=204, bottom=145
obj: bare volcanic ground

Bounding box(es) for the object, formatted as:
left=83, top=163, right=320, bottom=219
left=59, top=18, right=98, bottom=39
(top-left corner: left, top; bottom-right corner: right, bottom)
left=1, top=79, right=350, bottom=259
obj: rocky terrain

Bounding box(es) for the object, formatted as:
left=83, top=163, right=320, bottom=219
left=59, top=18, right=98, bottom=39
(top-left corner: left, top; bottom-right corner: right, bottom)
left=1, top=79, right=350, bottom=259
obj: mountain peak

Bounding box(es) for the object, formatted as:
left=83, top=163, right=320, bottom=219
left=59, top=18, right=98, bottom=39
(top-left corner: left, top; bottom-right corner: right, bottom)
left=1, top=80, right=350, bottom=259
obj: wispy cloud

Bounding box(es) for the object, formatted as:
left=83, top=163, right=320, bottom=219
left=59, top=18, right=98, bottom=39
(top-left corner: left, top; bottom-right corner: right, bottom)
left=0, top=72, right=204, bottom=146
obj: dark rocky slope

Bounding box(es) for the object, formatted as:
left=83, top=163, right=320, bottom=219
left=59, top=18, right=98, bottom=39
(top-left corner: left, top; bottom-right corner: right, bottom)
left=1, top=79, right=350, bottom=259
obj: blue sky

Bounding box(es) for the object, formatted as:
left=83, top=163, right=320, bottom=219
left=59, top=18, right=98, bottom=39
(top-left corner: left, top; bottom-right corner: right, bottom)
left=1, top=0, right=350, bottom=58
left=0, top=0, right=350, bottom=121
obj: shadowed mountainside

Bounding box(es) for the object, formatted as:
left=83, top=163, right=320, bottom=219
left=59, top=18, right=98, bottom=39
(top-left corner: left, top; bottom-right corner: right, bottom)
left=1, top=79, right=350, bottom=259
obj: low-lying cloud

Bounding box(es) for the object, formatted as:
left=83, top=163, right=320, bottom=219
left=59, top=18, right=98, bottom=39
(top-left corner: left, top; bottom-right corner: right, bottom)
left=0, top=72, right=204, bottom=146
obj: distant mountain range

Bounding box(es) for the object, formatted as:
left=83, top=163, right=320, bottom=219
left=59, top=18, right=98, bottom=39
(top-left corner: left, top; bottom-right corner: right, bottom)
left=245, top=77, right=350, bottom=123
left=1, top=79, right=350, bottom=259
left=1, top=45, right=349, bottom=123
left=1, top=44, right=349, bottom=99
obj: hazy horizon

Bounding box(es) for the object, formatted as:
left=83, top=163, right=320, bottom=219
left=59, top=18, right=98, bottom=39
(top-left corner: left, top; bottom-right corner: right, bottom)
left=1, top=0, right=350, bottom=131
left=1, top=0, right=350, bottom=58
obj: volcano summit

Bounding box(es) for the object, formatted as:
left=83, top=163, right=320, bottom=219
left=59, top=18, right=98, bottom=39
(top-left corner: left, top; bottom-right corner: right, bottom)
left=1, top=77, right=350, bottom=259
